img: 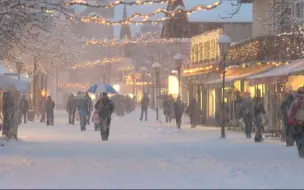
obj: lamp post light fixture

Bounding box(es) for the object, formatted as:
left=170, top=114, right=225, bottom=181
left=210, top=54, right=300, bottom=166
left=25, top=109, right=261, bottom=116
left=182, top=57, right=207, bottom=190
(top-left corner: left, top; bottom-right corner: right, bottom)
left=139, top=66, right=148, bottom=93
left=174, top=53, right=185, bottom=98
left=152, top=62, right=161, bottom=121
left=218, top=34, right=232, bottom=138
left=15, top=59, right=24, bottom=81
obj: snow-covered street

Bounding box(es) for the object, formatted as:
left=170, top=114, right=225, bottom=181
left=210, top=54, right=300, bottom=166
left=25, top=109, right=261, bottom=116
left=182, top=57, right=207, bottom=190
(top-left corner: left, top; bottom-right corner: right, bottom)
left=1, top=110, right=303, bottom=189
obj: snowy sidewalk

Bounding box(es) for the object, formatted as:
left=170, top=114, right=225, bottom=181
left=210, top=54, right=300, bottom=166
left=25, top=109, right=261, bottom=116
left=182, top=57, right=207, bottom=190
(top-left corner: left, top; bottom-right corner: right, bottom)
left=0, top=109, right=303, bottom=189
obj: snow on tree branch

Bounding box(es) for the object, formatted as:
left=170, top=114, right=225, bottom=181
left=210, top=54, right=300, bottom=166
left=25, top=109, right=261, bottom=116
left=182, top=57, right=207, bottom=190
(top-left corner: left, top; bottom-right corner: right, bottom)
left=4, top=17, right=85, bottom=76
left=0, top=0, right=75, bottom=60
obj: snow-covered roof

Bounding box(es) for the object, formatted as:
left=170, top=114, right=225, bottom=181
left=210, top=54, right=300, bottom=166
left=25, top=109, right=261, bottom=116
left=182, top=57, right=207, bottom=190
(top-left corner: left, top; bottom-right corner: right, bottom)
left=185, top=0, right=252, bottom=23
left=114, top=3, right=165, bottom=37
left=74, top=0, right=252, bottom=38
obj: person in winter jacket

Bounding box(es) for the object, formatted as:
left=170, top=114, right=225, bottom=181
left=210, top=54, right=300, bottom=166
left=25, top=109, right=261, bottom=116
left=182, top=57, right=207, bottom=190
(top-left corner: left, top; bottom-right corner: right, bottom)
left=85, top=93, right=93, bottom=125
left=187, top=98, right=200, bottom=128
left=45, top=96, right=55, bottom=126
left=174, top=97, right=184, bottom=129
left=40, top=96, right=46, bottom=123
left=19, top=95, right=29, bottom=124
left=66, top=94, right=77, bottom=125
left=77, top=95, right=90, bottom=131
left=252, top=90, right=266, bottom=142
left=95, top=92, right=115, bottom=141
left=140, top=93, right=149, bottom=121
left=163, top=95, right=172, bottom=123
left=281, top=93, right=295, bottom=146
left=288, top=87, right=304, bottom=158
left=240, top=96, right=253, bottom=138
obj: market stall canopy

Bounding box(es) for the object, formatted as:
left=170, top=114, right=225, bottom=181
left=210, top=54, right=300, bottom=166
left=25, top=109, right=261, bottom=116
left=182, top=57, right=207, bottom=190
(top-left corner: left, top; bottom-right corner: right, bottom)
left=248, top=58, right=304, bottom=85
left=0, top=74, right=29, bottom=93
left=0, top=64, right=31, bottom=83
left=205, top=64, right=274, bottom=88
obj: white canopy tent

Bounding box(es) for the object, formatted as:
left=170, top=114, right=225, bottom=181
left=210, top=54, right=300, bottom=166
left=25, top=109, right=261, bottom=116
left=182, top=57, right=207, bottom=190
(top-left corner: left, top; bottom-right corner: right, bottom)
left=248, top=59, right=304, bottom=80
left=0, top=74, right=29, bottom=93
left=0, top=64, right=31, bottom=83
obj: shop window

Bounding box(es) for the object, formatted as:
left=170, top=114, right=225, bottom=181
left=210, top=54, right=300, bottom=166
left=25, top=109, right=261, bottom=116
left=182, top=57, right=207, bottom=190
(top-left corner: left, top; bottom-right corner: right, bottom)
left=208, top=89, right=216, bottom=117
left=234, top=80, right=241, bottom=91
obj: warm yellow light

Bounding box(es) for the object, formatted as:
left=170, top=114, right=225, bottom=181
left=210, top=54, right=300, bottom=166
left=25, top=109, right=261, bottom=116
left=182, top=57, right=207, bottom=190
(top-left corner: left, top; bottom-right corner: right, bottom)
left=168, top=75, right=179, bottom=96
left=128, top=93, right=134, bottom=98
left=41, top=90, right=47, bottom=97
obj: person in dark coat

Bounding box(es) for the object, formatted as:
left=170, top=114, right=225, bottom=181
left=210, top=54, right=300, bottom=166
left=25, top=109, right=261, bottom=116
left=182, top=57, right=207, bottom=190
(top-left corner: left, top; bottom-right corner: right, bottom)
left=85, top=92, right=93, bottom=125
left=163, top=96, right=172, bottom=123
left=19, top=95, right=29, bottom=124
left=95, top=92, right=115, bottom=141
left=174, top=96, right=184, bottom=129
left=281, top=93, right=295, bottom=146
left=140, top=93, right=149, bottom=121
left=77, top=94, right=90, bottom=131
left=66, top=94, right=77, bottom=125
left=187, top=98, right=200, bottom=128
left=288, top=87, right=304, bottom=158
left=45, top=95, right=55, bottom=126
left=252, top=90, right=266, bottom=142
left=240, top=96, right=253, bottom=138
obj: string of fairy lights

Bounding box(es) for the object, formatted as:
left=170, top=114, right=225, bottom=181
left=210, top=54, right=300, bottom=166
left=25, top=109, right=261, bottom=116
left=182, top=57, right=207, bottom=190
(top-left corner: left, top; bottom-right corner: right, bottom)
left=66, top=0, right=172, bottom=8
left=71, top=57, right=122, bottom=69
left=79, top=1, right=222, bottom=25
left=87, top=34, right=190, bottom=46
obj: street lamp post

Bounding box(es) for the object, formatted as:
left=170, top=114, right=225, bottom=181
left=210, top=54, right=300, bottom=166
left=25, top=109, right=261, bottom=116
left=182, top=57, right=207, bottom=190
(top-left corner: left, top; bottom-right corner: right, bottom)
left=15, top=59, right=24, bottom=81
left=140, top=66, right=147, bottom=93
left=218, top=34, right=232, bottom=138
left=174, top=53, right=185, bottom=98
left=152, top=62, right=161, bottom=121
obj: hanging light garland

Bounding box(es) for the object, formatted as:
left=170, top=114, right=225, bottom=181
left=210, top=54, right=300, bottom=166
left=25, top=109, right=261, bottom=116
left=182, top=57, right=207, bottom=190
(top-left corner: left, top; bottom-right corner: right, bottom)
left=86, top=31, right=190, bottom=46
left=66, top=0, right=170, bottom=8
left=71, top=57, right=122, bottom=69
left=79, top=1, right=222, bottom=25
left=87, top=36, right=190, bottom=46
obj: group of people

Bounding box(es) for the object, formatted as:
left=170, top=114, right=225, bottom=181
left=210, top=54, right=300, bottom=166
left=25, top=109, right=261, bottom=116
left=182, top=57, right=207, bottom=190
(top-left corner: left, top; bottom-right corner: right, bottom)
left=237, top=87, right=304, bottom=157
left=280, top=87, right=304, bottom=157
left=139, top=93, right=200, bottom=129
left=112, top=95, right=136, bottom=116
left=19, top=95, right=56, bottom=127
left=66, top=92, right=115, bottom=141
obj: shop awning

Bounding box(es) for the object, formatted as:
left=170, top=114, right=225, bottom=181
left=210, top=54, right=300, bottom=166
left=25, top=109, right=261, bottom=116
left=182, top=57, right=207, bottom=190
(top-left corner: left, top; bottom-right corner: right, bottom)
left=205, top=64, right=274, bottom=88
left=248, top=58, right=304, bottom=85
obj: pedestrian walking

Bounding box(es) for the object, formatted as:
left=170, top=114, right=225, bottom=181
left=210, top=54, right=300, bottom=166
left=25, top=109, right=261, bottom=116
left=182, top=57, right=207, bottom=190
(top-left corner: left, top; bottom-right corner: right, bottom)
left=288, top=87, right=304, bottom=158
left=77, top=94, right=90, bottom=131
left=139, top=93, right=149, bottom=121
left=187, top=98, right=200, bottom=128
left=66, top=94, right=77, bottom=125
left=19, top=95, right=29, bottom=124
left=40, top=97, right=46, bottom=123
left=85, top=93, right=93, bottom=125
left=281, top=92, right=295, bottom=146
left=45, top=96, right=55, bottom=126
left=163, top=95, right=172, bottom=123
left=95, top=92, right=115, bottom=141
left=240, top=96, right=253, bottom=138
left=252, top=90, right=266, bottom=142
left=174, top=96, right=184, bottom=129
